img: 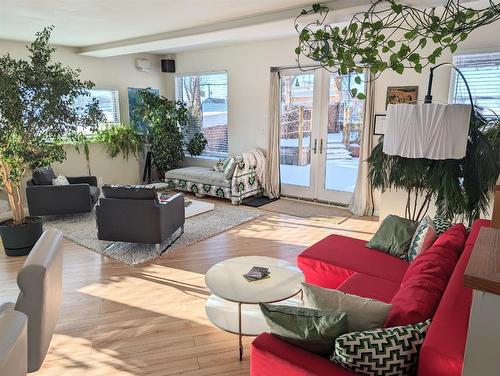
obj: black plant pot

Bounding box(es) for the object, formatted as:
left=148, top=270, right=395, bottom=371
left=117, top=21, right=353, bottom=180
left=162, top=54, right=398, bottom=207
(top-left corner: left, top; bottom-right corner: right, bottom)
left=0, top=217, right=43, bottom=256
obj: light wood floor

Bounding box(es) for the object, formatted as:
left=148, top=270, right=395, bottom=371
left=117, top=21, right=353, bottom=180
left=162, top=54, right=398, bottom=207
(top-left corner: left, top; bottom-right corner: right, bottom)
left=0, top=201, right=378, bottom=376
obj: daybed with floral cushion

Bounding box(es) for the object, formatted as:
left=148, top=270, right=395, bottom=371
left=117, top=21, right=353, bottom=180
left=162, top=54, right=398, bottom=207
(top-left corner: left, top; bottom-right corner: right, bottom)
left=164, top=152, right=264, bottom=205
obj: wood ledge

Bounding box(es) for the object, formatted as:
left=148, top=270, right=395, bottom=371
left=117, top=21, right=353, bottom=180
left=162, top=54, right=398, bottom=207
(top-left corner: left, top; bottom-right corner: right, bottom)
left=464, top=227, right=500, bottom=295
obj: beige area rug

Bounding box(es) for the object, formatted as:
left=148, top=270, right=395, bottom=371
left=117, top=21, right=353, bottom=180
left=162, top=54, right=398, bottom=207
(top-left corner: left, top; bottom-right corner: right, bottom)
left=261, top=198, right=353, bottom=223
left=44, top=203, right=260, bottom=266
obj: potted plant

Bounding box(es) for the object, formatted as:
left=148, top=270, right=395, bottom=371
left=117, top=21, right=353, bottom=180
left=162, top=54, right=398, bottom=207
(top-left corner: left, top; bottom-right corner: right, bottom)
left=134, top=89, right=207, bottom=179
left=0, top=27, right=104, bottom=256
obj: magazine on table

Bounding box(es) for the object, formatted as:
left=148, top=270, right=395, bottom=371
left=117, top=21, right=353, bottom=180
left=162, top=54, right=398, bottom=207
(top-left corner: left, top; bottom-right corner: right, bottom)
left=243, top=266, right=270, bottom=282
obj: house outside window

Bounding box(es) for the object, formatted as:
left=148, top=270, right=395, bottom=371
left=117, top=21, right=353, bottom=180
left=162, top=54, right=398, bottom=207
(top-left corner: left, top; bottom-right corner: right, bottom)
left=450, top=52, right=500, bottom=118
left=175, top=72, right=228, bottom=158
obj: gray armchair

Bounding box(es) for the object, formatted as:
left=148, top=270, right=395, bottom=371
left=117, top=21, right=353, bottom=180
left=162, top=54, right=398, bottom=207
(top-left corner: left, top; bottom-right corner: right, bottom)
left=96, top=185, right=185, bottom=249
left=26, top=166, right=100, bottom=216
left=0, top=228, right=64, bottom=374
left=0, top=309, right=27, bottom=376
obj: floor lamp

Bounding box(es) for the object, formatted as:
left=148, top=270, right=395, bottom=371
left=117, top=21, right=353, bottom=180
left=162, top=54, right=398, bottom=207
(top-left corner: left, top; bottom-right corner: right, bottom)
left=383, top=63, right=473, bottom=160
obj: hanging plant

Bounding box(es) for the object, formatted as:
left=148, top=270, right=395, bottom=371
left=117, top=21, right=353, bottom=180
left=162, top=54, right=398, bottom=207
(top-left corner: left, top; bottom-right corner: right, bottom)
left=368, top=109, right=499, bottom=225
left=295, top=1, right=500, bottom=98
left=95, top=123, right=145, bottom=159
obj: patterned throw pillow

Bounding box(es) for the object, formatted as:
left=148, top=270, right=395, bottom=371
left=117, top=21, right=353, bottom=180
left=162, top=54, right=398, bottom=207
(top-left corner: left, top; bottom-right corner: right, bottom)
left=52, top=174, right=70, bottom=185
left=223, top=157, right=237, bottom=180
left=331, top=319, right=431, bottom=376
left=212, top=159, right=226, bottom=172
left=407, top=216, right=437, bottom=261
left=433, top=214, right=452, bottom=236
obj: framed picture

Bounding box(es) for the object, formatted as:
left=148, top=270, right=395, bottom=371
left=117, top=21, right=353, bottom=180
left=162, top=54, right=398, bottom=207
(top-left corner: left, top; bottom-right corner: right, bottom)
left=385, top=86, right=418, bottom=108
left=373, top=114, right=386, bottom=136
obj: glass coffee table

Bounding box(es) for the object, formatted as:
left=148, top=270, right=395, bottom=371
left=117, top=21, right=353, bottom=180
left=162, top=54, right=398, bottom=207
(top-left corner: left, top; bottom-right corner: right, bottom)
left=205, top=256, right=304, bottom=360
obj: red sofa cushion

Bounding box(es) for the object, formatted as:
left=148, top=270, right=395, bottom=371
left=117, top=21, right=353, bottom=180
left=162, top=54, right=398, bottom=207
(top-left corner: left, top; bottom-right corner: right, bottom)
left=385, top=224, right=467, bottom=327
left=297, top=234, right=409, bottom=289
left=251, top=332, right=349, bottom=376
left=418, top=219, right=489, bottom=376
left=337, top=273, right=401, bottom=303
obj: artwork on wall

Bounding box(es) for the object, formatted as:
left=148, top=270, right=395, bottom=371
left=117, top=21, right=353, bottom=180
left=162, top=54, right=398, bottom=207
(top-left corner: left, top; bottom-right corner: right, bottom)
left=385, top=86, right=418, bottom=108
left=128, top=87, right=160, bottom=132
left=373, top=114, right=386, bottom=136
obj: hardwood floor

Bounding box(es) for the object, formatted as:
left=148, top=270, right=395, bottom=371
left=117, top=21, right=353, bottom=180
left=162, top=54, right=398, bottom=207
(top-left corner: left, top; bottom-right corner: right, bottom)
left=0, top=204, right=378, bottom=376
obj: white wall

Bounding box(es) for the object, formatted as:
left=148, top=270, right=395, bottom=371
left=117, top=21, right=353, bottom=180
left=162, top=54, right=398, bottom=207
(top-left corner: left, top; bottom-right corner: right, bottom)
left=0, top=39, right=168, bottom=124
left=0, top=39, right=167, bottom=210
left=169, top=21, right=500, bottom=216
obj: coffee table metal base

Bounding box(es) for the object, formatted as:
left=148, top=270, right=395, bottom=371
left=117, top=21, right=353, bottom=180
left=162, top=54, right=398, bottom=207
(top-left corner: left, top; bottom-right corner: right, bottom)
left=205, top=294, right=303, bottom=360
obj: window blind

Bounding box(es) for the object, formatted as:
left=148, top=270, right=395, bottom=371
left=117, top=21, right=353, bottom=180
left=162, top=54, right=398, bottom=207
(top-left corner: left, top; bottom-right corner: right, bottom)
left=74, top=89, right=120, bottom=125
left=450, top=52, right=500, bottom=117
left=175, top=72, right=228, bottom=158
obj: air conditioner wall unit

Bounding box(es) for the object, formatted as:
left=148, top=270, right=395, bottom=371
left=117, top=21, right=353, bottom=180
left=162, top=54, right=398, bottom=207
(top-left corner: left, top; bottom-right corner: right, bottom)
left=135, top=58, right=151, bottom=73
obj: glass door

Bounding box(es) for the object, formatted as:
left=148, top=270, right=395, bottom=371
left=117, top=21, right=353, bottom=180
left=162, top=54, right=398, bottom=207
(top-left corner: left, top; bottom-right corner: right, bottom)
left=279, top=70, right=320, bottom=199
left=315, top=71, right=366, bottom=204
left=279, top=69, right=366, bottom=205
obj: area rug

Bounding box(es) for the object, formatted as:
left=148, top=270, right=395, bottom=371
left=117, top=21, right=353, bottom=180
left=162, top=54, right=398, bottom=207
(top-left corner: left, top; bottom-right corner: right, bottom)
left=261, top=198, right=353, bottom=223
left=44, top=204, right=260, bottom=266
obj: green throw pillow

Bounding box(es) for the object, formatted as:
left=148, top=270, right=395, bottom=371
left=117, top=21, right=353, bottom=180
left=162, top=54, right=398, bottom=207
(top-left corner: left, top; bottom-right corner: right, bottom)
left=366, top=215, right=418, bottom=259
left=260, top=303, right=348, bottom=356
left=302, top=282, right=391, bottom=332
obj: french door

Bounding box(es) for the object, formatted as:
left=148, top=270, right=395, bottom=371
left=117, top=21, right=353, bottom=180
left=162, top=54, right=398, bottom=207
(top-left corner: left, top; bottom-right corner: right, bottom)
left=279, top=69, right=365, bottom=205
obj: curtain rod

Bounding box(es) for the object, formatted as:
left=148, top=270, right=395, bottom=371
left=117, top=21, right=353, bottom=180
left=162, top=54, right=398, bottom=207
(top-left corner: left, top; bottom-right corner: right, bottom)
left=270, top=64, right=320, bottom=72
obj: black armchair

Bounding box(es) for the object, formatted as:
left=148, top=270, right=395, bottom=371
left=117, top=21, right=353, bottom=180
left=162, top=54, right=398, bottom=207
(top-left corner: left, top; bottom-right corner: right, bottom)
left=26, top=167, right=100, bottom=216
left=96, top=185, right=185, bottom=248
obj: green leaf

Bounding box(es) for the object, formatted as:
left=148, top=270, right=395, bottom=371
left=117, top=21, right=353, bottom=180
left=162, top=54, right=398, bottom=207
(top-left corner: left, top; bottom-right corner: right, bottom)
left=351, top=88, right=358, bottom=97
left=450, top=44, right=458, bottom=53
left=387, top=40, right=396, bottom=48
left=312, top=3, right=322, bottom=12
left=419, top=38, right=427, bottom=48
left=295, top=47, right=301, bottom=55
left=415, top=63, right=423, bottom=73
left=391, top=3, right=403, bottom=14
left=354, top=76, right=362, bottom=84
left=357, top=93, right=366, bottom=100
left=349, top=23, right=358, bottom=33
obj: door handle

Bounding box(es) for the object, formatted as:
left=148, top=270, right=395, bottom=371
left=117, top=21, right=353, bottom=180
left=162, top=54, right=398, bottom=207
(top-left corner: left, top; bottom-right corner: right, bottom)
left=312, top=139, right=317, bottom=154
left=319, top=139, right=324, bottom=154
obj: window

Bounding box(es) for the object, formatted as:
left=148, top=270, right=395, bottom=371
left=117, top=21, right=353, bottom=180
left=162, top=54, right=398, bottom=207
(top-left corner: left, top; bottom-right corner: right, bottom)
left=175, top=72, right=228, bottom=158
left=450, top=52, right=500, bottom=117
left=74, top=88, right=120, bottom=125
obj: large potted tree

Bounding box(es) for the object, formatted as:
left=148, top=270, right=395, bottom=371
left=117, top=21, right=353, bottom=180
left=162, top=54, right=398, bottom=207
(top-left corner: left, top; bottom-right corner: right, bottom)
left=0, top=27, right=103, bottom=256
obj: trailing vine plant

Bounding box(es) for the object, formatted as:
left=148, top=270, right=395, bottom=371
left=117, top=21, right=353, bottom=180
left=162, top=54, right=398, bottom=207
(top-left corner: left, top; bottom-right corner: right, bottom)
left=295, top=1, right=500, bottom=99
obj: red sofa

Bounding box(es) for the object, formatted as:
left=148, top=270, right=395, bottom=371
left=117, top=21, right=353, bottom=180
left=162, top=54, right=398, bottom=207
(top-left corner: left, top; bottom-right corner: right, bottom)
left=251, top=219, right=489, bottom=376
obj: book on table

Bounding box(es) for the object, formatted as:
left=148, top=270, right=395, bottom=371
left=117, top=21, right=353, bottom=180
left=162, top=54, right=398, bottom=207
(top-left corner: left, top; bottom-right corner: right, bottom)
left=243, top=266, right=270, bottom=282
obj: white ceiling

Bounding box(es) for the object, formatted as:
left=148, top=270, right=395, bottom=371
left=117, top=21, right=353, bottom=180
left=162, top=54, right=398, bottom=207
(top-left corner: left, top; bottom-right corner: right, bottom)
left=0, top=0, right=473, bottom=57
left=0, top=0, right=322, bottom=46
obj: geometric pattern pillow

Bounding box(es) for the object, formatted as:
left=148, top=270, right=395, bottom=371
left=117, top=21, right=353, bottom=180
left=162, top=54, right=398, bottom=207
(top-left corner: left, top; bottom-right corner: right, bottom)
left=212, top=158, right=226, bottom=172
left=433, top=214, right=452, bottom=236
left=331, top=319, right=431, bottom=376
left=223, top=157, right=237, bottom=180
left=407, top=216, right=437, bottom=261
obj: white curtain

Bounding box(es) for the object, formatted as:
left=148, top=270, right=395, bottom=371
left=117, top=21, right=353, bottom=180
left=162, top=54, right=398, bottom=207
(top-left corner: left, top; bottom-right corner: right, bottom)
left=349, top=73, right=375, bottom=216
left=265, top=70, right=281, bottom=199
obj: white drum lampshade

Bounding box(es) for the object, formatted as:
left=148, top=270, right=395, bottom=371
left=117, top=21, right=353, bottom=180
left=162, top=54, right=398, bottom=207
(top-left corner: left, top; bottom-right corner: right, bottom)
left=382, top=103, right=472, bottom=160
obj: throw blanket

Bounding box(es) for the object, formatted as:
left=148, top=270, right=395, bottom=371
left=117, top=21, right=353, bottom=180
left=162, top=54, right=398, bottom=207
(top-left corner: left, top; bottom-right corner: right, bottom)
left=241, top=149, right=266, bottom=188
